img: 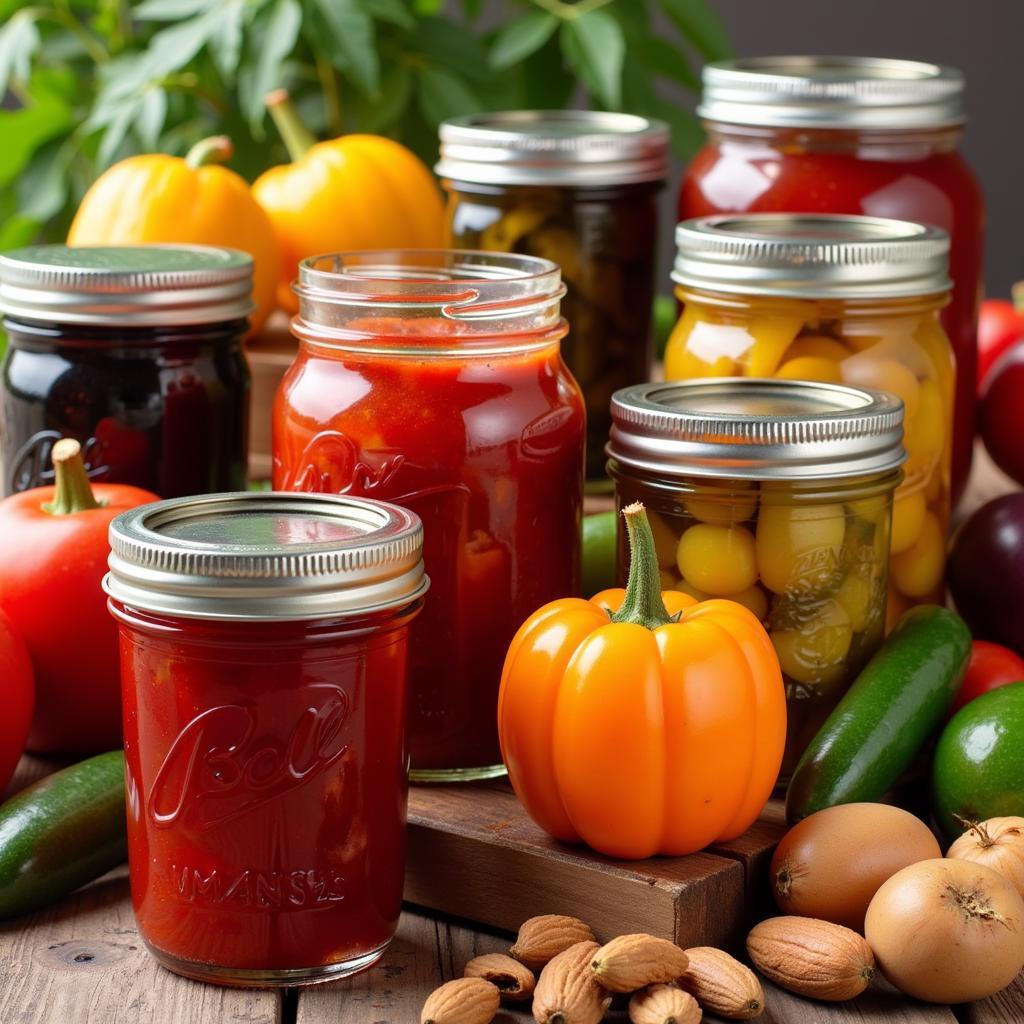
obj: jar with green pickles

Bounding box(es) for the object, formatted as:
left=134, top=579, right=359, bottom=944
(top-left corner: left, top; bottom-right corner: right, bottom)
left=607, top=378, right=905, bottom=776
left=665, top=214, right=953, bottom=624
left=437, top=111, right=669, bottom=482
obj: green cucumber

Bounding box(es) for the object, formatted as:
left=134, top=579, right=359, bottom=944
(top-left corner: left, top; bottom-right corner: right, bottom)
left=0, top=751, right=127, bottom=918
left=785, top=606, right=971, bottom=823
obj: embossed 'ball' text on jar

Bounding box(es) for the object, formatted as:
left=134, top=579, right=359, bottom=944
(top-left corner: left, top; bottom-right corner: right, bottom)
left=272, top=251, right=585, bottom=782
left=608, top=378, right=905, bottom=777
left=105, top=492, right=427, bottom=986
left=665, top=214, right=954, bottom=624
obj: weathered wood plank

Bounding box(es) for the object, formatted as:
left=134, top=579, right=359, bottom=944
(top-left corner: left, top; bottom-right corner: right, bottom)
left=406, top=781, right=748, bottom=951
left=0, top=867, right=280, bottom=1024
left=960, top=970, right=1024, bottom=1024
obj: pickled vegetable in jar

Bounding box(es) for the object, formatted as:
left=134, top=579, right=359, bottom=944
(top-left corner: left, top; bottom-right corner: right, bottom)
left=608, top=378, right=905, bottom=777
left=681, top=57, right=982, bottom=503
left=666, top=214, right=952, bottom=618
left=437, top=111, right=668, bottom=484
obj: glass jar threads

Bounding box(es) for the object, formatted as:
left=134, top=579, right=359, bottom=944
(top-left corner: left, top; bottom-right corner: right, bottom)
left=608, top=378, right=905, bottom=776
left=105, top=492, right=426, bottom=986
left=665, top=213, right=953, bottom=622
left=272, top=250, right=585, bottom=782
left=437, top=111, right=669, bottom=482
left=0, top=244, right=252, bottom=497
left=681, top=57, right=983, bottom=501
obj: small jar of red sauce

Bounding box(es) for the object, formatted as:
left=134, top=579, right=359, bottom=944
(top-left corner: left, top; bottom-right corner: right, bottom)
left=273, top=251, right=585, bottom=782
left=681, top=57, right=983, bottom=503
left=105, top=492, right=427, bottom=986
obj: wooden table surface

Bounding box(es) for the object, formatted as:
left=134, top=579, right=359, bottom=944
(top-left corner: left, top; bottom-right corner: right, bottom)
left=2, top=448, right=1021, bottom=1023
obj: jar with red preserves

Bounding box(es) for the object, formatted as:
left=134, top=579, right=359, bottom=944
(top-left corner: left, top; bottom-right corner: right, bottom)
left=105, top=492, right=426, bottom=986
left=681, top=57, right=983, bottom=502
left=273, top=251, right=585, bottom=781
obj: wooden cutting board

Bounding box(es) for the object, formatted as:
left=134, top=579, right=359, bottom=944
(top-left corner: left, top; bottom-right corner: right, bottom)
left=405, top=780, right=786, bottom=952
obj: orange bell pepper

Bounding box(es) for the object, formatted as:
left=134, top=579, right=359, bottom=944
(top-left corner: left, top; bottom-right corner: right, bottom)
left=252, top=91, right=445, bottom=314
left=67, top=136, right=280, bottom=333
left=497, top=502, right=787, bottom=860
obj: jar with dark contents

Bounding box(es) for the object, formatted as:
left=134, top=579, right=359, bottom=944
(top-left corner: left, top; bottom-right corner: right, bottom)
left=0, top=244, right=252, bottom=497
left=607, top=378, right=905, bottom=777
left=437, top=111, right=669, bottom=483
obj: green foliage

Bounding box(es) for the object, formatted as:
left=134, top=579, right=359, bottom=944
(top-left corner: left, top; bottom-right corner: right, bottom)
left=0, top=0, right=729, bottom=247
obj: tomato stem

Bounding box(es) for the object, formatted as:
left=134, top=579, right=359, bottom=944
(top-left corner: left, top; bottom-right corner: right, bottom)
left=609, top=502, right=678, bottom=630
left=266, top=89, right=317, bottom=162
left=42, top=439, right=106, bottom=515
left=184, top=135, right=233, bottom=169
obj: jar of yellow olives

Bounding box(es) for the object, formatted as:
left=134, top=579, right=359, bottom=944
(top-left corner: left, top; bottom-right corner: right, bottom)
left=437, top=111, right=669, bottom=483
left=665, top=214, right=953, bottom=623
left=608, top=378, right=905, bottom=776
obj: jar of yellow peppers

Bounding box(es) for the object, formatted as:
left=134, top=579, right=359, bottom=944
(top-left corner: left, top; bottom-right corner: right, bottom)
left=665, top=214, right=953, bottom=624
left=607, top=377, right=905, bottom=776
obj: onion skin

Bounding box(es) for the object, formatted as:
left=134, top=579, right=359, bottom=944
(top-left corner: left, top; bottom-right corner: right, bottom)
left=865, top=858, right=1024, bottom=1003
left=770, top=803, right=941, bottom=931
left=948, top=817, right=1024, bottom=901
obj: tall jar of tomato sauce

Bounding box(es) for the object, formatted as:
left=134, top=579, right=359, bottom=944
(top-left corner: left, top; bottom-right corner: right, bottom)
left=664, top=214, right=953, bottom=626
left=273, top=251, right=585, bottom=781
left=681, top=57, right=983, bottom=503
left=105, top=492, right=427, bottom=986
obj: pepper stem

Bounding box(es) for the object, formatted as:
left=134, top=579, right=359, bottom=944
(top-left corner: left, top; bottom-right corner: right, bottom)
left=42, top=439, right=105, bottom=515
left=266, top=89, right=317, bottom=161
left=609, top=502, right=678, bottom=630
left=184, top=135, right=233, bottom=169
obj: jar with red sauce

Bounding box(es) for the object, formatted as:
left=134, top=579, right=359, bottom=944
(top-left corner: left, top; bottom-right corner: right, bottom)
left=105, top=492, right=426, bottom=986
left=681, top=57, right=983, bottom=502
left=272, top=251, right=585, bottom=781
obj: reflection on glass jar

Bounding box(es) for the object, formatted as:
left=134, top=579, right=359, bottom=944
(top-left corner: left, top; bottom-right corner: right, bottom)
left=666, top=214, right=953, bottom=620
left=437, top=111, right=668, bottom=483
left=608, top=378, right=904, bottom=778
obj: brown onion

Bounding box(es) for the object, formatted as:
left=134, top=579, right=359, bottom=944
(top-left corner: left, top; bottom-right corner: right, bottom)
left=947, top=816, right=1024, bottom=901
left=865, top=858, right=1024, bottom=1003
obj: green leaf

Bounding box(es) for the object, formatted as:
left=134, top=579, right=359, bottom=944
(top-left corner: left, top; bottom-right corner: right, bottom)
left=654, top=98, right=704, bottom=157
left=135, top=88, right=168, bottom=149
left=625, top=31, right=698, bottom=91
left=414, top=17, right=490, bottom=82
left=16, top=139, right=70, bottom=223
left=208, top=0, right=246, bottom=82
left=0, top=214, right=41, bottom=251
left=461, top=0, right=485, bottom=18
left=97, top=101, right=136, bottom=167
left=489, top=10, right=558, bottom=71
left=412, top=0, right=443, bottom=13
left=359, top=0, right=415, bottom=29
left=134, top=0, right=211, bottom=19
left=659, top=0, right=732, bottom=61
left=309, top=0, right=379, bottom=95
left=562, top=10, right=625, bottom=110
left=416, top=67, right=480, bottom=127
left=0, top=93, right=72, bottom=190
left=243, top=0, right=302, bottom=130
left=0, top=11, right=41, bottom=98
left=352, top=61, right=411, bottom=133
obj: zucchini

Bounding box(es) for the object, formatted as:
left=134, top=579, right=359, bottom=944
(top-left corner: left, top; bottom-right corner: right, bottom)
left=785, top=606, right=971, bottom=823
left=0, top=751, right=127, bottom=918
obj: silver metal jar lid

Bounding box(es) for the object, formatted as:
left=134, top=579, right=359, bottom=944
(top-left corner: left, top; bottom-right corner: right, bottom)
left=104, top=492, right=428, bottom=621
left=436, top=110, right=670, bottom=187
left=673, top=214, right=951, bottom=299
left=608, top=378, right=905, bottom=481
left=699, top=56, right=965, bottom=130
left=0, top=244, right=255, bottom=327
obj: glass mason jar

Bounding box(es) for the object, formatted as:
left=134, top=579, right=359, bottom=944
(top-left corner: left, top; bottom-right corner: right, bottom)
left=0, top=244, right=252, bottom=498
left=272, top=251, right=585, bottom=782
left=608, top=378, right=905, bottom=776
left=437, top=111, right=668, bottom=483
left=105, top=492, right=427, bottom=987
left=665, top=214, right=953, bottom=624
left=680, top=57, right=983, bottom=503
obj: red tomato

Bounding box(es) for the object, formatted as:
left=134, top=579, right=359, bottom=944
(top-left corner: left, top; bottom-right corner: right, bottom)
left=978, top=299, right=1024, bottom=390
left=950, top=640, right=1024, bottom=715
left=0, top=440, right=156, bottom=753
left=980, top=344, right=1024, bottom=486
left=0, top=610, right=33, bottom=792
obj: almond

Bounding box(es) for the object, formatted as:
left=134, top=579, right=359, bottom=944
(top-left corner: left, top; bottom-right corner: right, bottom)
left=533, top=940, right=610, bottom=1024
left=464, top=953, right=535, bottom=1002
left=511, top=914, right=598, bottom=969
left=628, top=983, right=701, bottom=1024
left=680, top=946, right=764, bottom=1019
left=591, top=934, right=690, bottom=994
left=421, top=977, right=500, bottom=1024
left=746, top=916, right=875, bottom=1001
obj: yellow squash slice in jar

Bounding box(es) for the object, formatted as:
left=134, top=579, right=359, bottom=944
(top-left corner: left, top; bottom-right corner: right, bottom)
left=664, top=305, right=740, bottom=379
left=755, top=501, right=846, bottom=595
left=890, top=490, right=927, bottom=555
left=902, top=378, right=946, bottom=489
left=776, top=356, right=843, bottom=383
left=682, top=481, right=757, bottom=525
left=480, top=203, right=550, bottom=252
left=743, top=316, right=805, bottom=377
left=676, top=522, right=758, bottom=596
left=840, top=356, right=921, bottom=420
left=890, top=511, right=945, bottom=598
left=771, top=598, right=853, bottom=687
left=784, top=335, right=850, bottom=362
left=835, top=572, right=876, bottom=633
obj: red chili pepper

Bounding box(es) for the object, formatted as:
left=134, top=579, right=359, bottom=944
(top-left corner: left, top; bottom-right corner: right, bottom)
left=0, top=438, right=157, bottom=753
